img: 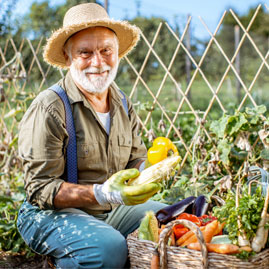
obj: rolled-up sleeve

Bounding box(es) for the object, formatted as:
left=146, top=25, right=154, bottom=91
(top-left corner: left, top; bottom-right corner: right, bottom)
left=18, top=90, right=67, bottom=209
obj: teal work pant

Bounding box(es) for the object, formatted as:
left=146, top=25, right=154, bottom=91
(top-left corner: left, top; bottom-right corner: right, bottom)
left=17, top=199, right=165, bottom=268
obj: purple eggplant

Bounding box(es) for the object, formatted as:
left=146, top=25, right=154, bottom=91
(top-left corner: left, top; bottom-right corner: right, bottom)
left=192, top=195, right=208, bottom=217
left=156, top=196, right=196, bottom=225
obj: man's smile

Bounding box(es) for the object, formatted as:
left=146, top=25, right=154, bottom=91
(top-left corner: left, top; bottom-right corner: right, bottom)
left=86, top=70, right=108, bottom=76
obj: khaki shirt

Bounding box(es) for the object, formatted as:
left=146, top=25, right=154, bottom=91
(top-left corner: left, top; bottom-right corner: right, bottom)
left=18, top=72, right=147, bottom=214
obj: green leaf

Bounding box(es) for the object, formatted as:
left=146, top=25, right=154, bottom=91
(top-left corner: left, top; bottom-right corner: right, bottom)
left=210, top=114, right=229, bottom=138
left=218, top=138, right=232, bottom=165
left=246, top=105, right=266, bottom=116
left=12, top=237, right=25, bottom=253
left=226, top=112, right=247, bottom=136
left=246, top=105, right=266, bottom=124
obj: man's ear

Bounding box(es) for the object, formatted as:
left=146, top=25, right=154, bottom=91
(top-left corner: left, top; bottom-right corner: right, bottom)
left=63, top=49, right=71, bottom=67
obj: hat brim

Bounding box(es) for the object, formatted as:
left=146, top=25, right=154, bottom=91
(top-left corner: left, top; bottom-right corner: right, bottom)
left=43, top=19, right=141, bottom=69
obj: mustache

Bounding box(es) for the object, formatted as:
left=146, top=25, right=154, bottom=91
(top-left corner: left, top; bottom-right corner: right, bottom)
left=83, top=65, right=111, bottom=74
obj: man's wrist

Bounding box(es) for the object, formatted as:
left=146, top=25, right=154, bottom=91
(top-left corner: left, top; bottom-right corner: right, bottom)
left=93, top=183, right=124, bottom=205
left=93, top=184, right=108, bottom=205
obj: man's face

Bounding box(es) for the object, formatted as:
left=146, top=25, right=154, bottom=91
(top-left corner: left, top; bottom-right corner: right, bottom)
left=65, top=27, right=119, bottom=94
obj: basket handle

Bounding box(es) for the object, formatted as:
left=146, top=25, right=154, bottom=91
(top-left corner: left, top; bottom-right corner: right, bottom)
left=158, top=219, right=208, bottom=269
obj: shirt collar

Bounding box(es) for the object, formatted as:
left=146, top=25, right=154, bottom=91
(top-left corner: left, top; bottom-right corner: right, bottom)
left=109, top=81, right=124, bottom=107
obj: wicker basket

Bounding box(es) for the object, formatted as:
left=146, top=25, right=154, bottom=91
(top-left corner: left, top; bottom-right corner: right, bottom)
left=127, top=219, right=269, bottom=269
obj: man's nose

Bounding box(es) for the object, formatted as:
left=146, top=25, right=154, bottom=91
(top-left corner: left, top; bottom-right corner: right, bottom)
left=91, top=52, right=102, bottom=67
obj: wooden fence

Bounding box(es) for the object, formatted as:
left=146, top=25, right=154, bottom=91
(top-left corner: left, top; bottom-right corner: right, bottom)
left=0, top=4, right=268, bottom=178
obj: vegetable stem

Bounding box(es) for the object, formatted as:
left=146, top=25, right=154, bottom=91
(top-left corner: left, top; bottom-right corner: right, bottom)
left=236, top=175, right=250, bottom=247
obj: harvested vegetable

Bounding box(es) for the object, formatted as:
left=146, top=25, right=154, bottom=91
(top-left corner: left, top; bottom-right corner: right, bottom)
left=211, top=235, right=232, bottom=244
left=201, top=220, right=219, bottom=243
left=150, top=248, right=160, bottom=269
left=187, top=243, right=239, bottom=254
left=213, top=185, right=265, bottom=246
left=251, top=186, right=269, bottom=252
left=214, top=222, right=225, bottom=236
left=173, top=227, right=189, bottom=239
left=147, top=137, right=179, bottom=165
left=239, top=246, right=252, bottom=252
left=128, top=155, right=181, bottom=186
left=176, top=213, right=201, bottom=226
left=148, top=145, right=168, bottom=165
left=173, top=213, right=201, bottom=240
left=178, top=226, right=206, bottom=247
left=198, top=215, right=218, bottom=226
left=156, top=196, right=196, bottom=225
left=180, top=220, right=218, bottom=247
left=192, top=195, right=208, bottom=217
left=138, top=211, right=159, bottom=243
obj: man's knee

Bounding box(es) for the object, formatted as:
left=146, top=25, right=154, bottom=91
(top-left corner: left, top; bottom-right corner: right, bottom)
left=100, top=230, right=128, bottom=268
left=55, top=229, right=128, bottom=269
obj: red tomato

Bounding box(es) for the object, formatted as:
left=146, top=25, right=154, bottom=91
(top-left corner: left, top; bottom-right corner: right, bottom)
left=173, top=213, right=202, bottom=240
left=198, top=215, right=218, bottom=226
left=173, top=227, right=189, bottom=240
left=176, top=213, right=202, bottom=226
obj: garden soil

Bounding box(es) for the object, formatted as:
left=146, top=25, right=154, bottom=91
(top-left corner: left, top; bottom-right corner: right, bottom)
left=0, top=251, right=47, bottom=268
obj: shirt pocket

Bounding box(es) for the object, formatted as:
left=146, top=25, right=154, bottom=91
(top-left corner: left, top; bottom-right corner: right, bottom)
left=77, top=142, right=100, bottom=164
left=118, top=135, right=132, bottom=168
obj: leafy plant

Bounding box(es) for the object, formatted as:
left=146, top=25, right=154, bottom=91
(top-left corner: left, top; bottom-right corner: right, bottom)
left=151, top=105, right=268, bottom=205
left=213, top=185, right=265, bottom=245
left=0, top=173, right=34, bottom=257
left=151, top=175, right=219, bottom=205
left=209, top=105, right=266, bottom=166
left=0, top=194, right=29, bottom=254
left=190, top=105, right=267, bottom=195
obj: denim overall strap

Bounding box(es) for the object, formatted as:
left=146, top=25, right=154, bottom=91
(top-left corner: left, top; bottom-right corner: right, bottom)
left=49, top=84, right=78, bottom=184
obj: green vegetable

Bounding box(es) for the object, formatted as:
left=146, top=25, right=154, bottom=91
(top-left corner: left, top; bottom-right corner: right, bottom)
left=138, top=211, right=159, bottom=243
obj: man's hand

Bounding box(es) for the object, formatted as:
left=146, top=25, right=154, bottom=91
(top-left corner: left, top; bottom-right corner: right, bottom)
left=93, top=169, right=161, bottom=205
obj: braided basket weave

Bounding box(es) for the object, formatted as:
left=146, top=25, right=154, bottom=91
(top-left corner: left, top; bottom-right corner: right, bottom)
left=127, top=219, right=269, bottom=269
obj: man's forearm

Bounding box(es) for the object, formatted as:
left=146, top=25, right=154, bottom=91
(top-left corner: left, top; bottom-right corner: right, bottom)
left=53, top=182, right=98, bottom=209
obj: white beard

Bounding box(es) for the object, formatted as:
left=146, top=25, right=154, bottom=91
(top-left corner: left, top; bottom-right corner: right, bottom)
left=70, top=61, right=119, bottom=94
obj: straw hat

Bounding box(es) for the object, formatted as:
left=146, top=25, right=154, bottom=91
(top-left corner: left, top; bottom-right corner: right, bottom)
left=43, top=3, right=141, bottom=69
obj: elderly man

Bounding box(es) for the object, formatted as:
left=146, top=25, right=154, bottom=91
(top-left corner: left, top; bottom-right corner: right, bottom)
left=17, top=3, right=166, bottom=269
